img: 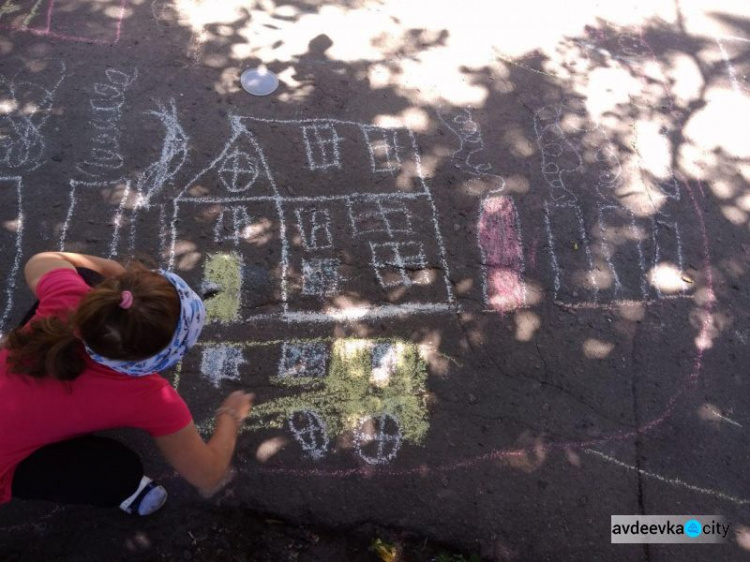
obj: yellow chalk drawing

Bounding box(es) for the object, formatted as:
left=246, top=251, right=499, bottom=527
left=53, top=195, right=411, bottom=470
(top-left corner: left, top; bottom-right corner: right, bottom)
left=0, top=1, right=22, bottom=21
left=203, top=251, right=242, bottom=324
left=246, top=338, right=430, bottom=445
left=190, top=338, right=431, bottom=449
left=22, top=0, right=45, bottom=26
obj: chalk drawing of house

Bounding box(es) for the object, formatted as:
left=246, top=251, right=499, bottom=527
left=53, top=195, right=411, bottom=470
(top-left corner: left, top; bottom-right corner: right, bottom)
left=169, top=114, right=455, bottom=325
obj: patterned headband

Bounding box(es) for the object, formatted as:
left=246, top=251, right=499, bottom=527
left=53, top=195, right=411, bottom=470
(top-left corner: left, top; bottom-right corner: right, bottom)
left=84, top=270, right=206, bottom=376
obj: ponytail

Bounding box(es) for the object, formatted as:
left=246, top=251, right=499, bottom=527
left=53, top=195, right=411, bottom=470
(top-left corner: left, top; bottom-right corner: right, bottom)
left=3, top=261, right=180, bottom=381
left=4, top=314, right=86, bottom=381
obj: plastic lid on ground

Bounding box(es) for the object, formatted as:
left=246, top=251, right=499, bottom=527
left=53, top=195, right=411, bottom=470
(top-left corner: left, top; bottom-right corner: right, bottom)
left=240, top=67, right=279, bottom=96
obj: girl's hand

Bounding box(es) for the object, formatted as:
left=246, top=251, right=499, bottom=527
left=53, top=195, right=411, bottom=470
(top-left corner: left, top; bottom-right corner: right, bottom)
left=218, top=391, right=254, bottom=424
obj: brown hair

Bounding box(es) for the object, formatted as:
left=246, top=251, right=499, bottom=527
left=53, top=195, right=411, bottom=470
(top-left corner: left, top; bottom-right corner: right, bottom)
left=3, top=262, right=180, bottom=381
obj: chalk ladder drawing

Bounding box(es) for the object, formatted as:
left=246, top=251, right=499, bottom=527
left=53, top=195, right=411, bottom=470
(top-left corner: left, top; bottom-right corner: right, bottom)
left=168, top=114, right=457, bottom=324
left=478, top=195, right=526, bottom=312
left=0, top=0, right=127, bottom=44
left=0, top=176, right=24, bottom=337
left=189, top=338, right=430, bottom=465
left=0, top=59, right=66, bottom=172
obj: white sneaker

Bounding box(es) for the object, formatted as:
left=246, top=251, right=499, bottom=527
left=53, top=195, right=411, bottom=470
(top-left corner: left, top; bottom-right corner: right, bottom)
left=119, top=476, right=168, bottom=516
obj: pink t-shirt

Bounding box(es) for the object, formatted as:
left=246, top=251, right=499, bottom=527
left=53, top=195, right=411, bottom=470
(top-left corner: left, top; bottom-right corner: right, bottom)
left=0, top=268, right=192, bottom=503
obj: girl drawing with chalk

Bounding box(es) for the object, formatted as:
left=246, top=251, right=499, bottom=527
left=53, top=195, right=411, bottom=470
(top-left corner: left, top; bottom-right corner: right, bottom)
left=0, top=252, right=253, bottom=516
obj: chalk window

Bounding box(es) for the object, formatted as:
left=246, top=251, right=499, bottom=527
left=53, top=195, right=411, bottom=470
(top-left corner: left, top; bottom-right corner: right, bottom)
left=278, top=342, right=330, bottom=379
left=214, top=205, right=254, bottom=246
left=301, top=123, right=342, bottom=171
left=370, top=241, right=429, bottom=289
left=200, top=346, right=245, bottom=388
left=295, top=207, right=333, bottom=250
left=301, top=257, right=341, bottom=297
left=360, top=126, right=401, bottom=174
left=348, top=199, right=412, bottom=237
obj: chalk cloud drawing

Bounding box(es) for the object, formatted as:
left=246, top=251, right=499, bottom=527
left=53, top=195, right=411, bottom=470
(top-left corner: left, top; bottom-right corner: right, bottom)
left=0, top=0, right=127, bottom=44
left=0, top=60, right=65, bottom=172
left=169, top=114, right=455, bottom=323
left=0, top=176, right=24, bottom=336
left=478, top=195, right=526, bottom=312
left=200, top=345, right=245, bottom=388
left=288, top=410, right=330, bottom=460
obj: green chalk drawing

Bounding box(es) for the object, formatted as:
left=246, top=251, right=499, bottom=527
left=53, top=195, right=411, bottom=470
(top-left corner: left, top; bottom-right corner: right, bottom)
left=203, top=251, right=243, bottom=324
left=245, top=338, right=430, bottom=446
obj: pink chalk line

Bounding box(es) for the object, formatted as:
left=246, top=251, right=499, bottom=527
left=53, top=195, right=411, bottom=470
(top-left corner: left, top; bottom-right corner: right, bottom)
left=0, top=0, right=126, bottom=45
left=478, top=195, right=525, bottom=313
left=254, top=179, right=714, bottom=479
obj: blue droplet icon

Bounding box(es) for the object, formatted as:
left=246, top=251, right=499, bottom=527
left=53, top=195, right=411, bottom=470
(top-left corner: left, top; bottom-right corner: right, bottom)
left=685, top=519, right=702, bottom=538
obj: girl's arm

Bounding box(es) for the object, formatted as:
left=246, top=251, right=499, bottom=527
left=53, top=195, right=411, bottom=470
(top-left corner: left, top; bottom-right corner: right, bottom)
left=24, top=251, right=126, bottom=295
left=153, top=391, right=254, bottom=496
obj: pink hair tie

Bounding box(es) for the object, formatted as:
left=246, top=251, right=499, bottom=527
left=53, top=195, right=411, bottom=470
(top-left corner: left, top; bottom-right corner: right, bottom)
left=119, top=290, right=134, bottom=310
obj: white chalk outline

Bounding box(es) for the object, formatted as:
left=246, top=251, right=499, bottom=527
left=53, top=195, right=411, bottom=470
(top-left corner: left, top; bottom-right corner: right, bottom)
left=108, top=179, right=131, bottom=258
left=278, top=341, right=330, bottom=379
left=169, top=114, right=456, bottom=322
left=347, top=197, right=414, bottom=238
left=651, top=217, right=685, bottom=298
left=60, top=179, right=131, bottom=258
left=370, top=241, right=429, bottom=289
left=544, top=201, right=598, bottom=303
left=360, top=125, right=401, bottom=174
left=301, top=122, right=342, bottom=171
left=436, top=107, right=503, bottom=182
left=217, top=148, right=261, bottom=193
left=585, top=449, right=750, bottom=506
left=75, top=67, right=137, bottom=179
left=715, top=36, right=746, bottom=96
left=213, top=205, right=254, bottom=246
left=294, top=206, right=333, bottom=250
left=0, top=176, right=24, bottom=336
left=533, top=105, right=581, bottom=203
left=200, top=345, right=246, bottom=388
left=301, top=257, right=341, bottom=297
left=135, top=99, right=188, bottom=209
left=288, top=410, right=330, bottom=460
left=354, top=413, right=403, bottom=465
left=0, top=59, right=66, bottom=171
left=597, top=204, right=647, bottom=300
